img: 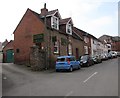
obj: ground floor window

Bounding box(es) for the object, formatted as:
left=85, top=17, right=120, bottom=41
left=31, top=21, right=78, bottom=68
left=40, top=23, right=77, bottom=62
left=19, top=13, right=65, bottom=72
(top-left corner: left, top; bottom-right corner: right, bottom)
left=53, top=41, right=59, bottom=54
left=84, top=46, right=88, bottom=54
left=68, top=44, right=72, bottom=55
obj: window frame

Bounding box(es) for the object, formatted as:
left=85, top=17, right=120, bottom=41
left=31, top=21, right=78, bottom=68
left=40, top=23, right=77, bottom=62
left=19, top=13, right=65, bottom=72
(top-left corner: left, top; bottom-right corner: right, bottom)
left=66, top=23, right=72, bottom=35
left=53, top=40, right=59, bottom=54
left=68, top=44, right=72, bottom=55
left=51, top=16, right=59, bottom=30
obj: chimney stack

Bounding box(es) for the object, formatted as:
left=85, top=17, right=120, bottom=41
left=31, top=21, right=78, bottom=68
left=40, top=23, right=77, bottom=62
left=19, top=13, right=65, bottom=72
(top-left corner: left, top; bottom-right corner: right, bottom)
left=41, top=3, right=48, bottom=16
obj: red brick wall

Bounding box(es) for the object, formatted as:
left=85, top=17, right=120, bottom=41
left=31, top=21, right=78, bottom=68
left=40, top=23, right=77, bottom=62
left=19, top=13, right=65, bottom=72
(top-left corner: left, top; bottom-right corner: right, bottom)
left=72, top=37, right=84, bottom=59
left=14, top=9, right=85, bottom=65
left=14, top=9, right=45, bottom=64
left=112, top=41, right=120, bottom=52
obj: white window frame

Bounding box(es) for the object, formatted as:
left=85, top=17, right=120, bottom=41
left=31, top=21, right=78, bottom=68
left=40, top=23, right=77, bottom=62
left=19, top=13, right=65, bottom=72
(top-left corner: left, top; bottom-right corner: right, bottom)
left=53, top=41, right=59, bottom=54
left=84, top=46, right=88, bottom=54
left=68, top=44, right=72, bottom=55
left=84, top=37, right=88, bottom=43
left=66, top=23, right=72, bottom=35
left=51, top=16, right=59, bottom=30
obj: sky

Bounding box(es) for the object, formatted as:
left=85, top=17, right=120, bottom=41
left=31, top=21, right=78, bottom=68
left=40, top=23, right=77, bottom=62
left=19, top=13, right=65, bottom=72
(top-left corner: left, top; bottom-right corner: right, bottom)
left=0, top=0, right=119, bottom=42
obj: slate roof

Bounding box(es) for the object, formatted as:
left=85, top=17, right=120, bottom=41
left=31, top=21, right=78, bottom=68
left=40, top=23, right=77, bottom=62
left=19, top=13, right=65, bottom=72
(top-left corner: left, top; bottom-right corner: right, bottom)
left=13, top=8, right=83, bottom=41
left=111, top=36, right=120, bottom=42
left=60, top=18, right=71, bottom=25
left=40, top=9, right=58, bottom=17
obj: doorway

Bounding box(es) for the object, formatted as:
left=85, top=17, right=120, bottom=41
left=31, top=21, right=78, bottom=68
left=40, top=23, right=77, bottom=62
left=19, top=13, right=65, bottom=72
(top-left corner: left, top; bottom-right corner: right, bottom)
left=76, top=48, right=79, bottom=60
left=6, top=49, right=14, bottom=63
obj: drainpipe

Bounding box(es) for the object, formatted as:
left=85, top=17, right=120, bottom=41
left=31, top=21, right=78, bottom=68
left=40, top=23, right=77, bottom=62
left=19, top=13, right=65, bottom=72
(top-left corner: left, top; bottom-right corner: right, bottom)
left=44, top=3, right=49, bottom=70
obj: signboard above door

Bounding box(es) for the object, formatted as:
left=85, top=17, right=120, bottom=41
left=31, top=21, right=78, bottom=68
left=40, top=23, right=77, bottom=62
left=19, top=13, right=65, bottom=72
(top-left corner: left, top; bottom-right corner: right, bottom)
left=33, top=34, right=44, bottom=43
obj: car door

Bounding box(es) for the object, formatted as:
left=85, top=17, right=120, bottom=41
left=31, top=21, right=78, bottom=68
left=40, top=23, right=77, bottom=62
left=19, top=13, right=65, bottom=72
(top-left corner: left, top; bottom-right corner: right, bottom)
left=70, top=57, right=76, bottom=69
left=73, top=57, right=79, bottom=68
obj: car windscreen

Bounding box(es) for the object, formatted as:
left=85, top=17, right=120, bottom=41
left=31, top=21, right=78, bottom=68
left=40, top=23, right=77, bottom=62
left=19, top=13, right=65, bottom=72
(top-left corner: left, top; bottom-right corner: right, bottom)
left=81, top=55, right=88, bottom=60
left=57, top=58, right=66, bottom=62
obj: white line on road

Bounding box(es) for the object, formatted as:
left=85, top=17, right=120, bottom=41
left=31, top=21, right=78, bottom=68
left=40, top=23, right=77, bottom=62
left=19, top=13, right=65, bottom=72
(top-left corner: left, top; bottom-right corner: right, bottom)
left=83, top=72, right=98, bottom=83
left=64, top=91, right=73, bottom=98
left=3, top=77, right=7, bottom=80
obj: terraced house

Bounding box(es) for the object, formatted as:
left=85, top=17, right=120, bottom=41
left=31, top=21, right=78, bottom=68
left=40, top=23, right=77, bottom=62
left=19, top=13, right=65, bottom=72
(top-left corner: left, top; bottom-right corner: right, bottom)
left=13, top=4, right=84, bottom=69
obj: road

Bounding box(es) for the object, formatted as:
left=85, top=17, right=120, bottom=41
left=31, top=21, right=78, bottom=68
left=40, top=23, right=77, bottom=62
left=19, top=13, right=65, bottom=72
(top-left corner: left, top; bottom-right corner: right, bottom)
left=2, top=58, right=118, bottom=96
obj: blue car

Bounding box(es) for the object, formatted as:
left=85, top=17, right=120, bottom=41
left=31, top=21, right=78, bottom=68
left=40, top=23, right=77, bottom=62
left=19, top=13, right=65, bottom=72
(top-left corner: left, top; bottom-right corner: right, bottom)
left=56, top=56, right=81, bottom=72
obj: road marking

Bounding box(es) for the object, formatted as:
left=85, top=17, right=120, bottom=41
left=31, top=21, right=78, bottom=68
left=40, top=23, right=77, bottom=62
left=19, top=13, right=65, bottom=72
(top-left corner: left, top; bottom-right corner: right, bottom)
left=64, top=91, right=73, bottom=97
left=83, top=72, right=98, bottom=83
left=3, top=77, right=7, bottom=80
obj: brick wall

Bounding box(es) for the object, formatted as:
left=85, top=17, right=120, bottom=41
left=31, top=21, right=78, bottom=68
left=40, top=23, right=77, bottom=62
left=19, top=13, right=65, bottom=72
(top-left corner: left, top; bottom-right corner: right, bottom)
left=14, top=9, right=45, bottom=64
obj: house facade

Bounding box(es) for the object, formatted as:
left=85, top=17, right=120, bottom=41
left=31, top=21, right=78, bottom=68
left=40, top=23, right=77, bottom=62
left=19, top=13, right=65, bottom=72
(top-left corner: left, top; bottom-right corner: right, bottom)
left=73, top=27, right=91, bottom=55
left=111, top=36, right=120, bottom=52
left=13, top=4, right=84, bottom=68
left=99, top=35, right=120, bottom=52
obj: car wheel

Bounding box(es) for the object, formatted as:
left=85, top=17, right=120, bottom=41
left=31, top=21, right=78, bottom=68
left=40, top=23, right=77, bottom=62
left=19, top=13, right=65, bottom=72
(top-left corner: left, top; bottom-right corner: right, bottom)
left=69, top=66, right=73, bottom=72
left=56, top=69, right=58, bottom=72
left=78, top=65, right=81, bottom=69
left=87, top=63, right=89, bottom=67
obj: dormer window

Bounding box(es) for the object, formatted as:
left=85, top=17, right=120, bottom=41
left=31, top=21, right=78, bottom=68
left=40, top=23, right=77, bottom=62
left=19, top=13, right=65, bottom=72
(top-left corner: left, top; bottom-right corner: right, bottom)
left=51, top=16, right=59, bottom=30
left=66, top=23, right=72, bottom=35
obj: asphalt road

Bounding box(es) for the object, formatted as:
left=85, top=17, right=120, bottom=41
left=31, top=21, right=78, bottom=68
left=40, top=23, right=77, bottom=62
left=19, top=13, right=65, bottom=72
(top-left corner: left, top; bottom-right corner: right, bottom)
left=2, top=58, right=118, bottom=96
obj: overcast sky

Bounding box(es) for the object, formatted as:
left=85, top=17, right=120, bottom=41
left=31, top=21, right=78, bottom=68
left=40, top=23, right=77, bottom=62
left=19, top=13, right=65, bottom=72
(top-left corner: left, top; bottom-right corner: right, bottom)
left=0, top=0, right=119, bottom=42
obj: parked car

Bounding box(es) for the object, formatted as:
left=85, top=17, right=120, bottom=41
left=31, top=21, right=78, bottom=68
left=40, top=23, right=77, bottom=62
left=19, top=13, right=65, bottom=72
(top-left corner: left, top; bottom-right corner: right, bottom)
left=107, top=53, right=113, bottom=59
left=91, top=55, right=102, bottom=64
left=80, top=55, right=94, bottom=67
left=91, top=56, right=98, bottom=64
left=56, top=56, right=81, bottom=72
left=101, top=53, right=108, bottom=61
left=117, top=52, right=120, bottom=57
left=109, top=51, right=117, bottom=58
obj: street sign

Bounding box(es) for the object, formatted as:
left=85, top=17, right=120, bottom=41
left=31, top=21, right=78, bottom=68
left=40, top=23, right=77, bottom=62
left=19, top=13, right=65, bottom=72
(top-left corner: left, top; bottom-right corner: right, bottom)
left=61, top=38, right=68, bottom=46
left=33, top=34, right=44, bottom=43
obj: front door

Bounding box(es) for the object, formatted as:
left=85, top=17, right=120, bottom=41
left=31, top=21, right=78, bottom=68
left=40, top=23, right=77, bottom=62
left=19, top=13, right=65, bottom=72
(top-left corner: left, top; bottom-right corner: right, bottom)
left=6, top=49, right=14, bottom=63
left=76, top=48, right=79, bottom=60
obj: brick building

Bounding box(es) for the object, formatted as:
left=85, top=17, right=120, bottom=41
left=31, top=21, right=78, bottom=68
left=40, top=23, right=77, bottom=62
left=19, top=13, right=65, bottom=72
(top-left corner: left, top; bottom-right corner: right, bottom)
left=99, top=35, right=112, bottom=52
left=111, top=36, right=120, bottom=52
left=73, top=27, right=92, bottom=55
left=99, top=35, right=120, bottom=52
left=3, top=40, right=14, bottom=63
left=13, top=4, right=84, bottom=68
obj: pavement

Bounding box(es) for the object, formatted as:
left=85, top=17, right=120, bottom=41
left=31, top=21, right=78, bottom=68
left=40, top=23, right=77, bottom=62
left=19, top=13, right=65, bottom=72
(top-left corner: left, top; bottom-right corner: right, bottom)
left=2, top=58, right=118, bottom=96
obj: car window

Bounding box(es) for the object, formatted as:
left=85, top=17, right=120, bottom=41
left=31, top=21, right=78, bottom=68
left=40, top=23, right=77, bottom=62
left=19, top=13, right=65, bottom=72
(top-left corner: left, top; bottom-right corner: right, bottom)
left=81, top=55, right=88, bottom=60
left=69, top=57, right=75, bottom=61
left=57, top=58, right=65, bottom=62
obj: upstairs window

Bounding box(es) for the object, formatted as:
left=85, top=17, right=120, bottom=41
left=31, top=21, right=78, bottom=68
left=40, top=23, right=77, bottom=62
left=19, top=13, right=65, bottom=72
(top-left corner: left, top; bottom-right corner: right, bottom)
left=84, top=37, right=88, bottom=43
left=51, top=16, right=59, bottom=30
left=66, top=24, right=72, bottom=35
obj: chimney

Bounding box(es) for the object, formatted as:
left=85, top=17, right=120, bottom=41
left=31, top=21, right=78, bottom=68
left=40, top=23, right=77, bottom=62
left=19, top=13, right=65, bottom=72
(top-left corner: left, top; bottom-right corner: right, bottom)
left=41, top=3, right=48, bottom=16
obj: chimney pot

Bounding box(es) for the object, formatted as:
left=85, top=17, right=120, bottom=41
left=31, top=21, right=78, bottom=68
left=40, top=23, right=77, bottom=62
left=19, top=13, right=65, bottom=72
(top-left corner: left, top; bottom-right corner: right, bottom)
left=41, top=3, right=48, bottom=15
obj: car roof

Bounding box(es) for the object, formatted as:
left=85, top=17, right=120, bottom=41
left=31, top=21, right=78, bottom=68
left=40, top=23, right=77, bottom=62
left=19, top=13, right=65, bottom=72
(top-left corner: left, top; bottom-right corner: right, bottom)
left=57, top=56, right=75, bottom=58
